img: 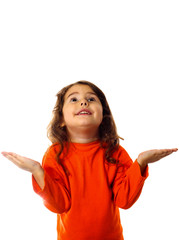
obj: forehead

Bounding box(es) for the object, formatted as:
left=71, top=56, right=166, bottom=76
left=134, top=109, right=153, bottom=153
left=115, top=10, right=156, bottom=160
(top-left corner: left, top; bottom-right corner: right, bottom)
left=64, top=84, right=95, bottom=99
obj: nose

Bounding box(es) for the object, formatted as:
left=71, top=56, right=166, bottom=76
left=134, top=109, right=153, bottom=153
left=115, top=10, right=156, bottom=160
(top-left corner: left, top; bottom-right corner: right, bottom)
left=80, top=99, right=88, bottom=106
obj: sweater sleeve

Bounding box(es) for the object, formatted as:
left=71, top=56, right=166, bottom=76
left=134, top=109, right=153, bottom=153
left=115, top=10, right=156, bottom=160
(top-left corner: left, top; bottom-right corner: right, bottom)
left=112, top=146, right=149, bottom=209
left=32, top=144, right=71, bottom=214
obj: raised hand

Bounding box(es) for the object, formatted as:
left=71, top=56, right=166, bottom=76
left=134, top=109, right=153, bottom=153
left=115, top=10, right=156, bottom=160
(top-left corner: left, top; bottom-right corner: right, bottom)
left=1, top=151, right=45, bottom=189
left=137, top=148, right=178, bottom=174
left=1, top=152, right=42, bottom=174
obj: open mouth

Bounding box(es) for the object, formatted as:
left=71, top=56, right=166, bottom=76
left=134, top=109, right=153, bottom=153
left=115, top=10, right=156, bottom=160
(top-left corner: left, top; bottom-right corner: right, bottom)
left=76, top=109, right=92, bottom=115
left=78, top=111, right=91, bottom=115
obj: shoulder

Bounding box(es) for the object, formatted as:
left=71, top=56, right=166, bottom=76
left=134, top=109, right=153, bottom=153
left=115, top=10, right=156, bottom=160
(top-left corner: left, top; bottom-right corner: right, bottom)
left=42, top=143, right=70, bottom=178
left=44, top=142, right=61, bottom=155
left=112, top=144, right=128, bottom=155
left=113, top=144, right=133, bottom=165
left=42, top=142, right=61, bottom=165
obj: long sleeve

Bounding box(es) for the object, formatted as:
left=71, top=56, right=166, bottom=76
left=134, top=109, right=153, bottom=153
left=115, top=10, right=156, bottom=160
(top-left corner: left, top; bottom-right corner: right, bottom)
left=112, top=147, right=149, bottom=209
left=32, top=144, right=71, bottom=214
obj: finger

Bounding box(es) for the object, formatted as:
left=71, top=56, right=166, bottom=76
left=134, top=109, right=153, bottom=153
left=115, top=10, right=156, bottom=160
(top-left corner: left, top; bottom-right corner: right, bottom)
left=164, top=149, right=178, bottom=155
left=1, top=151, right=9, bottom=156
left=2, top=152, right=18, bottom=157
left=2, top=152, right=23, bottom=160
left=158, top=149, right=177, bottom=158
left=158, top=148, right=177, bottom=154
left=171, top=148, right=178, bottom=152
left=165, top=148, right=178, bottom=152
left=1, top=152, right=21, bottom=165
left=8, top=152, right=22, bottom=162
left=5, top=152, right=20, bottom=158
left=161, top=152, right=173, bottom=157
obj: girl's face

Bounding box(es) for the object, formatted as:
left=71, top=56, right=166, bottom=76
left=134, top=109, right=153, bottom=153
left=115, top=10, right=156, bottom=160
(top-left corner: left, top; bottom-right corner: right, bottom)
left=62, top=84, right=103, bottom=139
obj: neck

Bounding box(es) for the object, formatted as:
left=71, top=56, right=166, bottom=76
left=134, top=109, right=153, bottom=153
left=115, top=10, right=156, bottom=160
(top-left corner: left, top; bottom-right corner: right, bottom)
left=67, top=127, right=99, bottom=143
left=70, top=137, right=99, bottom=143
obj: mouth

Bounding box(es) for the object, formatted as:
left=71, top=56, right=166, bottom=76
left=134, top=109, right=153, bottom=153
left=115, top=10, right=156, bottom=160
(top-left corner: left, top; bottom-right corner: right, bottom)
left=76, top=109, right=92, bottom=115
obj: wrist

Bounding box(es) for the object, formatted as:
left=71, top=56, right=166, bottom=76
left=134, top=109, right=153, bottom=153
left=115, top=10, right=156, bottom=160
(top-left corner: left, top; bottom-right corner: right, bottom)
left=32, top=164, right=45, bottom=190
left=31, top=163, right=43, bottom=175
left=137, top=158, right=147, bottom=168
left=137, top=158, right=147, bottom=175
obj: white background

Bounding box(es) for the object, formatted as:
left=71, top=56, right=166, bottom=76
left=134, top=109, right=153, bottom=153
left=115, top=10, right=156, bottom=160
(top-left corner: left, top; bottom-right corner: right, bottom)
left=0, top=1, right=178, bottom=239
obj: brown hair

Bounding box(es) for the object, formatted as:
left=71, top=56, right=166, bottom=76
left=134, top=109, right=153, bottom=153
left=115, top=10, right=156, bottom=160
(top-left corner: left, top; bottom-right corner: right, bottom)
left=47, top=80, right=124, bottom=164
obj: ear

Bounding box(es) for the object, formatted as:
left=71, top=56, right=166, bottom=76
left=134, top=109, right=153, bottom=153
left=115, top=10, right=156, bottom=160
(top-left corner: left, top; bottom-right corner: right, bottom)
left=61, top=122, right=65, bottom=127
left=60, top=115, right=65, bottom=127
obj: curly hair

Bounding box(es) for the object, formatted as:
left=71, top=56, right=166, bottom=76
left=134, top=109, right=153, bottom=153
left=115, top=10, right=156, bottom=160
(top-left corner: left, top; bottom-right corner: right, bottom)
left=47, top=80, right=124, bottom=165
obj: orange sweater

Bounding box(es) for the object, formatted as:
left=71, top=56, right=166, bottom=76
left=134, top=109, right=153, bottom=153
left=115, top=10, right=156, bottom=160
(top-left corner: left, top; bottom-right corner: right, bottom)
left=32, top=141, right=148, bottom=240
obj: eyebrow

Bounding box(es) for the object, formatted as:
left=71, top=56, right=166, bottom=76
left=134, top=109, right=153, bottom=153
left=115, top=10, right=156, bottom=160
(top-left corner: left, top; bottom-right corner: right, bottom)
left=66, top=91, right=97, bottom=99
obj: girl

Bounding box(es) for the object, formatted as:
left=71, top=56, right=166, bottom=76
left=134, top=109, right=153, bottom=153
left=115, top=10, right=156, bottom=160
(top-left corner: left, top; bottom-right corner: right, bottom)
left=1, top=80, right=178, bottom=240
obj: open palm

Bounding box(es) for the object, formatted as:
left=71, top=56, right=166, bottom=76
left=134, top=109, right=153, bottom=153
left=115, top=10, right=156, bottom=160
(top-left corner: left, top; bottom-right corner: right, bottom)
left=138, top=148, right=178, bottom=165
left=1, top=152, right=41, bottom=174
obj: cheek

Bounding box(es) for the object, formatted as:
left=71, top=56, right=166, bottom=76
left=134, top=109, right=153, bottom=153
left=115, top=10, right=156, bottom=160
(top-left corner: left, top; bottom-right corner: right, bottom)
left=97, top=106, right=103, bottom=123
left=62, top=106, right=74, bottom=122
left=62, top=107, right=68, bottom=122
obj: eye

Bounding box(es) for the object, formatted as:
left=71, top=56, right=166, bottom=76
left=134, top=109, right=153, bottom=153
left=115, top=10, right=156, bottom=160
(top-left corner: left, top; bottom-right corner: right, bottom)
left=88, top=97, right=96, bottom=102
left=70, top=97, right=78, bottom=102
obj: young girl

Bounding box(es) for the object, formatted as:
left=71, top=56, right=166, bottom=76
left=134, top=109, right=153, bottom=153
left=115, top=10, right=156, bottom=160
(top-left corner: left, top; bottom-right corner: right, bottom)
left=2, top=80, right=178, bottom=240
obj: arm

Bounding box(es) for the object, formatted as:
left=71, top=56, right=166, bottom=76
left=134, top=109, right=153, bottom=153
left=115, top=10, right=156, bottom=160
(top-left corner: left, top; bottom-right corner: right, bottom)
left=112, top=159, right=148, bottom=209
left=2, top=149, right=71, bottom=213
left=112, top=147, right=149, bottom=209
left=32, top=145, right=71, bottom=213
left=1, top=151, right=45, bottom=189
left=112, top=147, right=178, bottom=209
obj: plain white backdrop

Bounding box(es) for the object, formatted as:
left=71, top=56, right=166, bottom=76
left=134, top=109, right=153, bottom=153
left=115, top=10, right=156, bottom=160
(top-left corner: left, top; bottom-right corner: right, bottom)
left=0, top=1, right=178, bottom=239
